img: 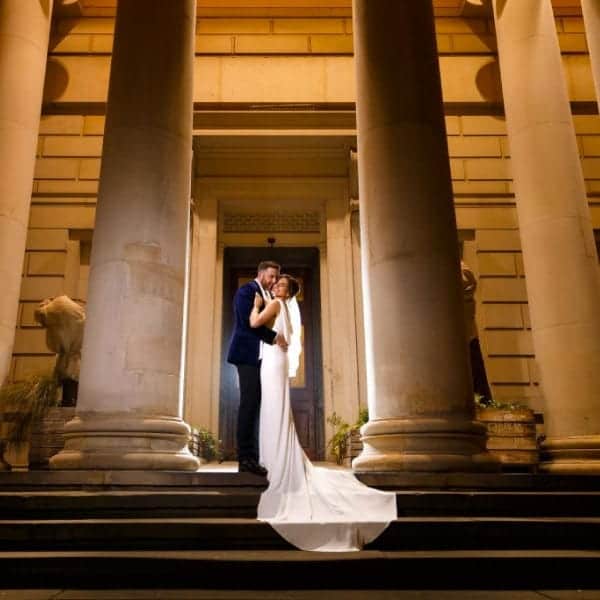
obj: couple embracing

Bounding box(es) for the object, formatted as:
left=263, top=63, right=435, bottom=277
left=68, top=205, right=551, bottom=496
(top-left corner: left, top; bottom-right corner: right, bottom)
left=227, top=261, right=397, bottom=552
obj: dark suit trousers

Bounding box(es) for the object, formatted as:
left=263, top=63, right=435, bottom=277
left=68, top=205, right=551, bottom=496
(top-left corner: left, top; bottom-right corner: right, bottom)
left=236, top=363, right=261, bottom=463
left=470, top=337, right=492, bottom=401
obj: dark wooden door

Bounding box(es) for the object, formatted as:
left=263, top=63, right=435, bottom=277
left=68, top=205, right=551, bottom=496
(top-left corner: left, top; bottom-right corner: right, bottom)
left=220, top=247, right=323, bottom=460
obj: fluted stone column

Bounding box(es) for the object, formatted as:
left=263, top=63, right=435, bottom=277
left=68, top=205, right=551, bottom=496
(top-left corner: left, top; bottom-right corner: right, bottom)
left=0, top=1, right=53, bottom=384
left=582, top=0, right=600, bottom=110
left=51, top=0, right=199, bottom=470
left=351, top=0, right=494, bottom=473
left=493, top=0, right=600, bottom=473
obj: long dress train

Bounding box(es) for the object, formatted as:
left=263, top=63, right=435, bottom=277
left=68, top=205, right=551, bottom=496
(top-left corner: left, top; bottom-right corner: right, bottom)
left=257, top=299, right=397, bottom=552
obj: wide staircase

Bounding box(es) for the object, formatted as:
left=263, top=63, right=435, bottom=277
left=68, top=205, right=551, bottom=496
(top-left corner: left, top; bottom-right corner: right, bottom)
left=1, top=469, right=600, bottom=590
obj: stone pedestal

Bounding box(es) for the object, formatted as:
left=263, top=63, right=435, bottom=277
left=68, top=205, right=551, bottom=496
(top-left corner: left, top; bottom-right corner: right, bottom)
left=50, top=0, right=199, bottom=470
left=351, top=0, right=494, bottom=473
left=493, top=0, right=600, bottom=473
left=0, top=1, right=53, bottom=384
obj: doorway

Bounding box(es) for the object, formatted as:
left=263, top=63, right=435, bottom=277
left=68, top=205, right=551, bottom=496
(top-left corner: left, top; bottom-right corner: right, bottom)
left=220, top=247, right=324, bottom=460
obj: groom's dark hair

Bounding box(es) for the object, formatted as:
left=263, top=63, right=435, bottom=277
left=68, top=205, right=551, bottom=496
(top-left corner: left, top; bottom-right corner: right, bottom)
left=257, top=260, right=280, bottom=273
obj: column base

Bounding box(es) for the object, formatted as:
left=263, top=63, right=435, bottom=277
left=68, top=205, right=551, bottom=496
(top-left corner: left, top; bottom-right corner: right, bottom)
left=49, top=413, right=200, bottom=471
left=539, top=435, right=600, bottom=474
left=352, top=417, right=499, bottom=473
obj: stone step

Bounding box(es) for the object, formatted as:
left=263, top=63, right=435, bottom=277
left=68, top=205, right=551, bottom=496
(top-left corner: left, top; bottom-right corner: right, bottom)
left=2, top=549, right=600, bottom=589
left=0, top=490, right=262, bottom=519
left=2, top=470, right=599, bottom=590
left=356, top=472, right=600, bottom=491
left=0, top=469, right=268, bottom=489
left=1, top=516, right=598, bottom=552
left=0, top=517, right=288, bottom=551
left=2, top=489, right=600, bottom=520
left=4, top=470, right=600, bottom=491
left=373, top=516, right=600, bottom=551
left=393, top=490, right=600, bottom=517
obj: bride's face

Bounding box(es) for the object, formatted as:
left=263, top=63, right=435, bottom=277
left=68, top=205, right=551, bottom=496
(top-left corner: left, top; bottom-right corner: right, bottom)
left=273, top=278, right=290, bottom=298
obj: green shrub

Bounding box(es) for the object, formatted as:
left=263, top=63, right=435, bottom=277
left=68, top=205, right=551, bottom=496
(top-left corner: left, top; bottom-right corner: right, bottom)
left=0, top=375, right=60, bottom=443
left=189, top=426, right=223, bottom=462
left=327, top=407, right=369, bottom=465
left=474, top=393, right=528, bottom=411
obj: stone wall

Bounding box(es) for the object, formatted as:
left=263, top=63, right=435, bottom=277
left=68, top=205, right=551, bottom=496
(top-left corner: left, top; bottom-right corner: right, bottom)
left=49, top=15, right=587, bottom=57
left=12, top=113, right=98, bottom=383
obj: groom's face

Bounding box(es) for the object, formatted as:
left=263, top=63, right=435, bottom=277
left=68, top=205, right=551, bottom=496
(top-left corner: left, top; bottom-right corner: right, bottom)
left=258, top=267, right=279, bottom=291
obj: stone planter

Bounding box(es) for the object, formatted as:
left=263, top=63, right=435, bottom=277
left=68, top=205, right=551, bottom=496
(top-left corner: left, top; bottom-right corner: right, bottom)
left=0, top=413, right=31, bottom=471
left=3, top=440, right=29, bottom=471
left=476, top=407, right=539, bottom=471
left=343, top=429, right=363, bottom=468
left=29, top=407, right=76, bottom=468
left=188, top=429, right=207, bottom=465
left=0, top=421, right=12, bottom=470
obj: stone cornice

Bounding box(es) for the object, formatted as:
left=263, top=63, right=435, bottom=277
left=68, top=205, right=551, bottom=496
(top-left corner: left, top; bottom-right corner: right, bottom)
left=53, top=0, right=584, bottom=19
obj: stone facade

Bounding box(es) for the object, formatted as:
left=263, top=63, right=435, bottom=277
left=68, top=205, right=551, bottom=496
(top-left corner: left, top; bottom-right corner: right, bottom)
left=4, top=3, right=600, bottom=463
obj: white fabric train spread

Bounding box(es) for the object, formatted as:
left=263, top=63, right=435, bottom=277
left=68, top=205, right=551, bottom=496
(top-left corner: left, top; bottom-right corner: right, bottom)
left=257, top=298, right=397, bottom=552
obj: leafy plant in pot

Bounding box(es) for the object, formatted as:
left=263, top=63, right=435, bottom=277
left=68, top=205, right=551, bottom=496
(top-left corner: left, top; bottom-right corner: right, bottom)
left=0, top=375, right=61, bottom=468
left=327, top=407, right=369, bottom=466
left=188, top=426, right=224, bottom=463
left=475, top=394, right=539, bottom=470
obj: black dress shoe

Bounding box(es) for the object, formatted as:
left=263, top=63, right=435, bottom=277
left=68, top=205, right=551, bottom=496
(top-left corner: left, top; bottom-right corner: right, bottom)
left=238, top=458, right=268, bottom=477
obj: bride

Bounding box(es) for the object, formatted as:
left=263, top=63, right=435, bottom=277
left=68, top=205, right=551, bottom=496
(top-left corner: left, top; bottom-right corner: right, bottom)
left=249, top=274, right=397, bottom=552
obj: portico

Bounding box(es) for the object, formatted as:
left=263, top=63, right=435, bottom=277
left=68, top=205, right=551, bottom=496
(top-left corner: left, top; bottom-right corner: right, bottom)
left=0, top=0, right=598, bottom=477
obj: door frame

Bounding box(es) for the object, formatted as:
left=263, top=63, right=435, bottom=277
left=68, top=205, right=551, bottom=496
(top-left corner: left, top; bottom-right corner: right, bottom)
left=184, top=176, right=363, bottom=460
left=220, top=247, right=324, bottom=459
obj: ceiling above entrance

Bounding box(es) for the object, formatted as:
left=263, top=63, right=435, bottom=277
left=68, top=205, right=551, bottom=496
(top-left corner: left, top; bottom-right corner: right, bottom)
left=56, top=0, right=583, bottom=18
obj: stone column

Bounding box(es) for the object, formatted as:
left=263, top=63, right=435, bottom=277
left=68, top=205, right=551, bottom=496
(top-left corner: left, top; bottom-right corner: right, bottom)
left=0, top=1, right=53, bottom=384
left=51, top=0, right=199, bottom=470
left=582, top=0, right=600, bottom=110
left=351, top=0, right=494, bottom=473
left=493, top=0, right=600, bottom=473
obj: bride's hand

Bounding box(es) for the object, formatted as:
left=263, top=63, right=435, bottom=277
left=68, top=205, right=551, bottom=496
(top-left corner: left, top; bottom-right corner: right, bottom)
left=254, top=293, right=264, bottom=310
left=275, top=332, right=288, bottom=351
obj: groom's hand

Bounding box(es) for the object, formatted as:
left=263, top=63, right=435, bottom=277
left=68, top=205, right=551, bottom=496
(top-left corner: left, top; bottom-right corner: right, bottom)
left=275, top=332, right=288, bottom=351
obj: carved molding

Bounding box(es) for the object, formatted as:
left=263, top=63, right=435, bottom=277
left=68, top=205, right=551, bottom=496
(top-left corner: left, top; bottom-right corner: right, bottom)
left=223, top=210, right=321, bottom=233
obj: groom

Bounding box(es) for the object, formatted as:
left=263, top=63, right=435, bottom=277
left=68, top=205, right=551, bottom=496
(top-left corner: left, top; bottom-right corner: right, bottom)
left=227, top=260, right=288, bottom=475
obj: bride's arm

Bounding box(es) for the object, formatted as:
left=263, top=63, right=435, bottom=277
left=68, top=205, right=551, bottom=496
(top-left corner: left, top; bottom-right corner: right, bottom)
left=250, top=294, right=280, bottom=328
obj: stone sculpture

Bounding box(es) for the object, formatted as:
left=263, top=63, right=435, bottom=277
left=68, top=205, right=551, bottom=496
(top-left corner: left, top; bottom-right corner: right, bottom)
left=34, top=295, right=85, bottom=383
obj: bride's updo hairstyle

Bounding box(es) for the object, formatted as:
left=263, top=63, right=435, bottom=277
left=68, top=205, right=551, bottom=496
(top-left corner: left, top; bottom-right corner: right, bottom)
left=279, top=274, right=300, bottom=298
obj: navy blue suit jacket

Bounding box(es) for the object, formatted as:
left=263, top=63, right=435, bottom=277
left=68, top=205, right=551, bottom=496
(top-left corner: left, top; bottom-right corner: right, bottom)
left=227, top=280, right=277, bottom=366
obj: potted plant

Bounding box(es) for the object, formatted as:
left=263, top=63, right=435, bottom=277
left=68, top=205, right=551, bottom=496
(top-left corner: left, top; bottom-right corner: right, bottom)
left=188, top=426, right=224, bottom=463
left=0, top=374, right=61, bottom=469
left=327, top=407, right=369, bottom=466
left=475, top=395, right=539, bottom=471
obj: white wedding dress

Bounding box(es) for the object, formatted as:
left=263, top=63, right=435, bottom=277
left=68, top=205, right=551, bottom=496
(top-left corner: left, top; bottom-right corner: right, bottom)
left=257, top=299, right=397, bottom=552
